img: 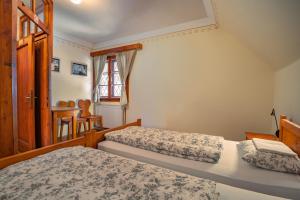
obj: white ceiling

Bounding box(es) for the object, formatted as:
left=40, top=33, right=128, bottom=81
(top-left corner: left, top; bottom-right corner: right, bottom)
left=54, top=0, right=208, bottom=45
left=54, top=0, right=300, bottom=70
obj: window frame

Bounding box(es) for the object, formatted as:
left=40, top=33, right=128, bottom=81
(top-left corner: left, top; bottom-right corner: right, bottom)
left=99, top=56, right=129, bottom=102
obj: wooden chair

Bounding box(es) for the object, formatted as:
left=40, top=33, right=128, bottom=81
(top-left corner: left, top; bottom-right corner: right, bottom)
left=78, top=99, right=103, bottom=131
left=57, top=101, right=72, bottom=141
left=57, top=101, right=87, bottom=141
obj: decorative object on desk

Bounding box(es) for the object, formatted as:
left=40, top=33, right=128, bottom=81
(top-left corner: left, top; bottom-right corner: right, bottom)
left=270, top=108, right=280, bottom=137
left=51, top=58, right=60, bottom=72
left=71, top=62, right=87, bottom=76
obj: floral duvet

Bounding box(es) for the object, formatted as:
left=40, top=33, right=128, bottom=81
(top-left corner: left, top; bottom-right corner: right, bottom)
left=0, top=146, right=219, bottom=200
left=105, top=126, right=224, bottom=163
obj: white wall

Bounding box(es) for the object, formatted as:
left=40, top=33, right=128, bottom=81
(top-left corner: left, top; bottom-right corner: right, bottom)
left=52, top=38, right=92, bottom=106
left=274, top=58, right=300, bottom=125
left=96, top=27, right=274, bottom=141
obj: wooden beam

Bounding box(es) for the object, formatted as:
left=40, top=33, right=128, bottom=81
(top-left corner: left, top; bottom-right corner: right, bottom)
left=0, top=0, right=18, bottom=158
left=17, top=0, right=49, bottom=35
left=90, top=43, right=143, bottom=57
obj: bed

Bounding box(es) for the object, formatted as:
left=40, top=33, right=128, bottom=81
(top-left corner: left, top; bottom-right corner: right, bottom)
left=0, top=146, right=285, bottom=200
left=97, top=116, right=300, bottom=199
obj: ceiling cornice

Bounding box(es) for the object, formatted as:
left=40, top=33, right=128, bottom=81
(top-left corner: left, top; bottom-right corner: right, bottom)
left=93, top=0, right=216, bottom=50
left=54, top=31, right=94, bottom=50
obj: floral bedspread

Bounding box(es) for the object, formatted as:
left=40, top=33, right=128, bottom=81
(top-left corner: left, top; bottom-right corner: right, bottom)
left=105, top=126, right=224, bottom=163
left=0, top=146, right=219, bottom=200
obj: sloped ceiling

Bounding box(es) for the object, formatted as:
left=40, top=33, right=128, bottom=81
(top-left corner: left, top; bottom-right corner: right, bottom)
left=215, top=0, right=300, bottom=70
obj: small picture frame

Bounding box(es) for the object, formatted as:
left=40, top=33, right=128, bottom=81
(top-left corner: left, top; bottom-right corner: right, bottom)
left=71, top=62, right=88, bottom=76
left=51, top=58, right=60, bottom=72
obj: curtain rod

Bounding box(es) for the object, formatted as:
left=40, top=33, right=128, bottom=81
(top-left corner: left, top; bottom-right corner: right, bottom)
left=90, top=43, right=142, bottom=57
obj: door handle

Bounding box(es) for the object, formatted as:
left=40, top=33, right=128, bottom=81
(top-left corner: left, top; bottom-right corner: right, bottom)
left=25, top=96, right=37, bottom=100
left=24, top=90, right=36, bottom=108
left=25, top=96, right=31, bottom=102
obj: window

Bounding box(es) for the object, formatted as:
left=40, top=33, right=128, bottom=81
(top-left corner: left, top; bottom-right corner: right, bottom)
left=98, top=56, right=125, bottom=102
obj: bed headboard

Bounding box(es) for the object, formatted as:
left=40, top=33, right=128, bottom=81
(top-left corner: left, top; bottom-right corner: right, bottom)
left=280, top=115, right=300, bottom=156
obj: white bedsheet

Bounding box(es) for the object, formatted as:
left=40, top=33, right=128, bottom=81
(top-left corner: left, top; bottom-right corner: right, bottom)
left=217, top=183, right=285, bottom=200
left=98, top=140, right=300, bottom=199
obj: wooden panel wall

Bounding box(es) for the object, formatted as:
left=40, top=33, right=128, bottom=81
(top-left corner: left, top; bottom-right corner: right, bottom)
left=0, top=0, right=18, bottom=158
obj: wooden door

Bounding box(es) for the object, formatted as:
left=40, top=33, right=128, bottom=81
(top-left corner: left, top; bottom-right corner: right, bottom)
left=35, top=34, right=51, bottom=147
left=17, top=35, right=36, bottom=152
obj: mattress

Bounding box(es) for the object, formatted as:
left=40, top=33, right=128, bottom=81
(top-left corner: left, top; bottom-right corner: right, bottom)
left=0, top=146, right=218, bottom=200
left=0, top=146, right=286, bottom=200
left=98, top=140, right=300, bottom=199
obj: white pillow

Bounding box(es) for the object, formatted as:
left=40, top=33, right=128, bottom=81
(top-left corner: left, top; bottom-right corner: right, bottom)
left=238, top=140, right=300, bottom=175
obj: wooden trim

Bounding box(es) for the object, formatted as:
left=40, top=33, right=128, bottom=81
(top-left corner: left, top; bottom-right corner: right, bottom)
left=0, top=0, right=18, bottom=157
left=99, top=56, right=129, bottom=102
left=100, top=98, right=120, bottom=102
left=87, top=119, right=142, bottom=148
left=0, top=137, right=86, bottom=169
left=17, top=0, right=49, bottom=35
left=38, top=0, right=53, bottom=146
left=280, top=115, right=300, bottom=156
left=90, top=43, right=142, bottom=57
left=0, top=119, right=142, bottom=169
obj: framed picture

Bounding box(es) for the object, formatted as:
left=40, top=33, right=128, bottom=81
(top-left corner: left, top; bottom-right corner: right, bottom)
left=51, top=58, right=60, bottom=72
left=71, top=62, right=87, bottom=76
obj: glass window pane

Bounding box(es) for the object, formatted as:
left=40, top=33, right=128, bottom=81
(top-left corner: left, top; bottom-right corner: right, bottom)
left=100, top=86, right=108, bottom=97
left=30, top=21, right=35, bottom=34
left=36, top=0, right=45, bottom=22
left=22, top=0, right=32, bottom=9
left=113, top=61, right=118, bottom=72
left=22, top=20, right=29, bottom=37
left=100, top=73, right=108, bottom=85
left=113, top=72, right=122, bottom=85
left=112, top=85, right=122, bottom=97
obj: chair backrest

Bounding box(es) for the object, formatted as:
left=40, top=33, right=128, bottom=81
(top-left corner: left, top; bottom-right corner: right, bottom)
left=57, top=100, right=76, bottom=108
left=78, top=99, right=91, bottom=118
left=57, top=101, right=68, bottom=107
left=68, top=100, right=75, bottom=108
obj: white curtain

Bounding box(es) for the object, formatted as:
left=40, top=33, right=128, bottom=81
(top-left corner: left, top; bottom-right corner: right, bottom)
left=93, top=55, right=107, bottom=102
left=116, top=50, right=137, bottom=124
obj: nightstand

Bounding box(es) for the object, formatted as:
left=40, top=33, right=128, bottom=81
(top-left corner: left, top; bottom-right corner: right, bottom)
left=245, top=132, right=279, bottom=141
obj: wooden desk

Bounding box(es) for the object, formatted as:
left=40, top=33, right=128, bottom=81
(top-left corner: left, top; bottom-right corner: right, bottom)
left=51, top=107, right=80, bottom=144
left=245, top=132, right=279, bottom=141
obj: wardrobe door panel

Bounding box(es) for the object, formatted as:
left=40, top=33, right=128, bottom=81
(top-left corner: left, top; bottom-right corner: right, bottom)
left=17, top=34, right=36, bottom=152
left=35, top=35, right=51, bottom=147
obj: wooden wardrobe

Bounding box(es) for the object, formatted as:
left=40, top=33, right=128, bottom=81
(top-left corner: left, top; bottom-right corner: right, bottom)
left=0, top=0, right=53, bottom=158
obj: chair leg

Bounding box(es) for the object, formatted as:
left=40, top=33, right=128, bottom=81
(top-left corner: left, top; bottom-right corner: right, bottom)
left=88, top=119, right=92, bottom=131
left=59, top=123, right=64, bottom=142
left=68, top=122, right=71, bottom=140
left=77, top=122, right=82, bottom=136
left=83, top=121, right=87, bottom=132
left=98, top=116, right=103, bottom=128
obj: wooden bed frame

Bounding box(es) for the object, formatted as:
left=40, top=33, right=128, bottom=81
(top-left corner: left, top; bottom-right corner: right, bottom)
left=0, top=119, right=141, bottom=169
left=1, top=116, right=299, bottom=169
left=280, top=115, right=300, bottom=156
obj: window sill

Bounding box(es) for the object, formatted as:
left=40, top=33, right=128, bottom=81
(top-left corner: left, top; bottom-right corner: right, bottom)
left=95, top=101, right=121, bottom=106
